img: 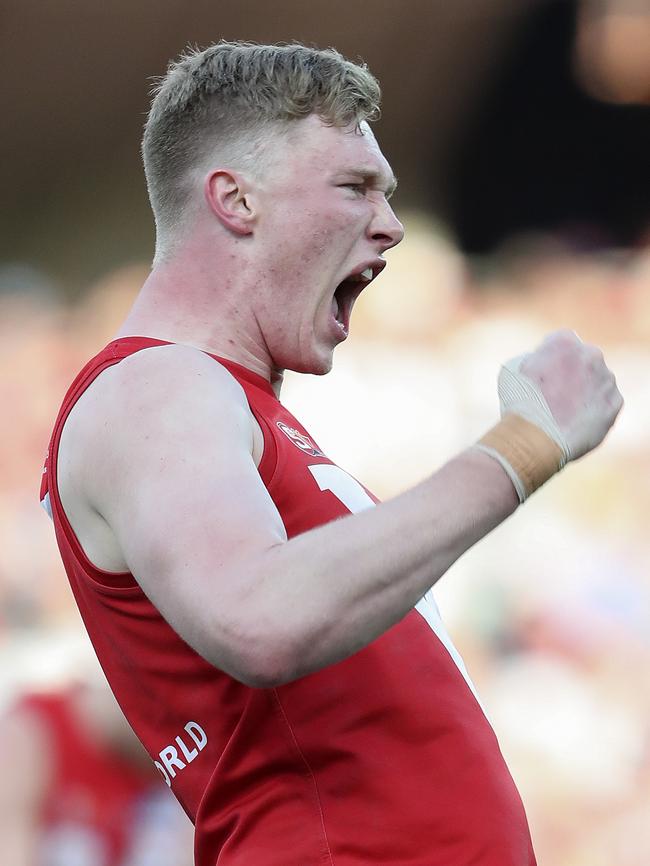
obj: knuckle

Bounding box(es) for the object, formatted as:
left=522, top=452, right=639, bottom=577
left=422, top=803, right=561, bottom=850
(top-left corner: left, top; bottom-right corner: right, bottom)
left=586, top=344, right=605, bottom=363
left=544, top=328, right=577, bottom=341
left=554, top=328, right=582, bottom=345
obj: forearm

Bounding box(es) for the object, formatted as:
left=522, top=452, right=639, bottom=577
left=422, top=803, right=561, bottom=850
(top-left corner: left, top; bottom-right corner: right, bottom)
left=231, top=448, right=517, bottom=684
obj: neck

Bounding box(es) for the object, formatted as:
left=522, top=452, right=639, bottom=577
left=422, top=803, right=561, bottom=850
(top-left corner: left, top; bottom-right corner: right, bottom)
left=114, top=234, right=285, bottom=395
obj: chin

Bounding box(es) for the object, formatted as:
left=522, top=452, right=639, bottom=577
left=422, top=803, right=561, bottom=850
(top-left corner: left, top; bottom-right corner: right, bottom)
left=284, top=349, right=335, bottom=376
left=308, top=345, right=337, bottom=375
left=271, top=329, right=339, bottom=376
left=291, top=359, right=334, bottom=376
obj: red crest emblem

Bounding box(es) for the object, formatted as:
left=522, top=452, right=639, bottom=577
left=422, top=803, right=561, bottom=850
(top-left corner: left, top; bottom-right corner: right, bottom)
left=276, top=421, right=324, bottom=457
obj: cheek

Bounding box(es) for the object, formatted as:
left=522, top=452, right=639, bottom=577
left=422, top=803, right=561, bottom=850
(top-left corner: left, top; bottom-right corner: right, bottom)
left=259, top=200, right=365, bottom=318
left=301, top=214, right=363, bottom=270
left=268, top=220, right=344, bottom=286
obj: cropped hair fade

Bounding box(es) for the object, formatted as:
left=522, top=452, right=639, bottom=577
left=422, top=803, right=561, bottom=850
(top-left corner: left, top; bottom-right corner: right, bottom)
left=142, top=41, right=382, bottom=239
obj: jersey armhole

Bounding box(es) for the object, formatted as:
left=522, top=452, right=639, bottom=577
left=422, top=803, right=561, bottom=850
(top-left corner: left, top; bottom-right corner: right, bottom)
left=50, top=450, right=139, bottom=592
left=46, top=355, right=140, bottom=593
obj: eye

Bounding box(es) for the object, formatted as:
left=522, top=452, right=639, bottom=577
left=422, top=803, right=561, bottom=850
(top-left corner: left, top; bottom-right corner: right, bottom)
left=341, top=183, right=365, bottom=194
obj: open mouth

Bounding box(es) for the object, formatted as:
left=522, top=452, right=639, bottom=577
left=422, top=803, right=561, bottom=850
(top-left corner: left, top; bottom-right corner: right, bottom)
left=331, top=263, right=383, bottom=336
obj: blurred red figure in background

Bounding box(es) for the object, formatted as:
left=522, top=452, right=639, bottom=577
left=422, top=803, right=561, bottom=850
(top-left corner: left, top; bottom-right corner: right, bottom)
left=0, top=677, right=193, bottom=866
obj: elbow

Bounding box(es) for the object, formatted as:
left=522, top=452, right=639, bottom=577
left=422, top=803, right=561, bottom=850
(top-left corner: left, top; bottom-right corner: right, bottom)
left=222, top=626, right=311, bottom=689
left=205, top=590, right=324, bottom=688
left=232, top=644, right=305, bottom=689
left=236, top=668, right=293, bottom=690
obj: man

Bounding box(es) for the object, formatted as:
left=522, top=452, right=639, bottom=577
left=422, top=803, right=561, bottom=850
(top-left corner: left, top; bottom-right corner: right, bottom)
left=41, top=42, right=623, bottom=865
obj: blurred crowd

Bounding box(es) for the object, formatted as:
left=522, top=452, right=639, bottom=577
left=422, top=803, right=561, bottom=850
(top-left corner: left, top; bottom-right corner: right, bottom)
left=1, top=214, right=649, bottom=865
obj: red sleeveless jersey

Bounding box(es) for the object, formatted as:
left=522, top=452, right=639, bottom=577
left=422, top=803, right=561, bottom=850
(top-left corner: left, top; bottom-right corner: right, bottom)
left=41, top=337, right=536, bottom=866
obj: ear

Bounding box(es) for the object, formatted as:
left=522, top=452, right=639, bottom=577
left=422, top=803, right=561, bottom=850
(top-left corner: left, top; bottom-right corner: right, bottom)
left=204, top=169, right=256, bottom=235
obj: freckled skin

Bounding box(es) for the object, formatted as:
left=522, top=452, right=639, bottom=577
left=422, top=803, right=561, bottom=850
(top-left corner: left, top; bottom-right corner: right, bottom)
left=248, top=116, right=403, bottom=376
left=115, top=114, right=402, bottom=387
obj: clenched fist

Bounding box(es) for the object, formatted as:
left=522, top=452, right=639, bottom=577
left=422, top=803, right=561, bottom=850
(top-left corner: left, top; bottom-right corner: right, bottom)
left=476, top=330, right=624, bottom=502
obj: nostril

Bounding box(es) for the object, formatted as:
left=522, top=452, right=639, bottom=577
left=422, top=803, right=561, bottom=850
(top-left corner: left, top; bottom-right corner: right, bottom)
left=373, top=228, right=403, bottom=250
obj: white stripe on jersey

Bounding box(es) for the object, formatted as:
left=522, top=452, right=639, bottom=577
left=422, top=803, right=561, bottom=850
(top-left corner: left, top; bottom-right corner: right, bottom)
left=308, top=463, right=488, bottom=716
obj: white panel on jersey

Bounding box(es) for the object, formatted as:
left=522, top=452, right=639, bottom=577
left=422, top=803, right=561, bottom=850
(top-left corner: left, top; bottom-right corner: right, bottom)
left=415, top=591, right=487, bottom=715
left=41, top=491, right=53, bottom=520
left=307, top=463, right=486, bottom=712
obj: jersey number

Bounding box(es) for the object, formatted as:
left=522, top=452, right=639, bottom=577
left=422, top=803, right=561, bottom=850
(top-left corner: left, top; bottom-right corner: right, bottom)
left=307, top=464, right=375, bottom=514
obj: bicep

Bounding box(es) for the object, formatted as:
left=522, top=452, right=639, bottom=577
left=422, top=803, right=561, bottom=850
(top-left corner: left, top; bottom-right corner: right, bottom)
left=94, top=349, right=287, bottom=676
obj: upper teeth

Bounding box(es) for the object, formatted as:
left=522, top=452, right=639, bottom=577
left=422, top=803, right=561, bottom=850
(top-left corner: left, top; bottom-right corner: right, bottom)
left=361, top=267, right=373, bottom=281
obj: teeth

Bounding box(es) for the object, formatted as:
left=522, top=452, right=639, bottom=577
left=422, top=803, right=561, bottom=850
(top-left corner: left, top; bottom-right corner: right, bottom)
left=361, top=267, right=373, bottom=281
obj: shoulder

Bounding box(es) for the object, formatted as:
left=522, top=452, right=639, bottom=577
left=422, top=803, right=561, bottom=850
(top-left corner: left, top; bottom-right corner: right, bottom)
left=60, top=342, right=261, bottom=515
left=105, top=342, right=249, bottom=408
left=71, top=342, right=256, bottom=449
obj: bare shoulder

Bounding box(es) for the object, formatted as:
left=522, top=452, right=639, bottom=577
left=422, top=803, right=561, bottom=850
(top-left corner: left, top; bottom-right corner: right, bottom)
left=64, top=343, right=260, bottom=478
left=109, top=342, right=246, bottom=394
left=89, top=343, right=253, bottom=431
left=58, top=343, right=266, bottom=573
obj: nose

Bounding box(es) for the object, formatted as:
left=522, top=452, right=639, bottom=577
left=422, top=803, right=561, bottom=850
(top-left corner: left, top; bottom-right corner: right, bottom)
left=369, top=198, right=404, bottom=251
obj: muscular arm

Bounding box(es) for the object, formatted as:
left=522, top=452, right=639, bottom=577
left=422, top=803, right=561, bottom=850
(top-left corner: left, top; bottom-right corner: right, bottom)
left=76, top=334, right=621, bottom=688
left=74, top=343, right=516, bottom=688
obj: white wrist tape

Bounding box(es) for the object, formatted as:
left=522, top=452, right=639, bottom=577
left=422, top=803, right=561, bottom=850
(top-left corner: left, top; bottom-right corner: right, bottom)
left=497, top=356, right=572, bottom=463
left=475, top=356, right=572, bottom=502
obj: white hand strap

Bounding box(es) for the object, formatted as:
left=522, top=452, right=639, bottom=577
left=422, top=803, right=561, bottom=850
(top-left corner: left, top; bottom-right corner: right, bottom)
left=475, top=356, right=570, bottom=503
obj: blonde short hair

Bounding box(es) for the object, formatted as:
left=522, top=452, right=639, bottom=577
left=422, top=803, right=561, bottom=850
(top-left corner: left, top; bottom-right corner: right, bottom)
left=142, top=41, right=381, bottom=244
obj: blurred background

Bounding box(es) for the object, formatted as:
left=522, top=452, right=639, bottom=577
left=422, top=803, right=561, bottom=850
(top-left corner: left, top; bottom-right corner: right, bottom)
left=1, top=0, right=649, bottom=863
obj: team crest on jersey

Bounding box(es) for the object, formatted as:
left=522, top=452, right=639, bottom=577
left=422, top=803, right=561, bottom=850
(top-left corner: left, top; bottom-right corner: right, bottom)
left=276, top=421, right=324, bottom=457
